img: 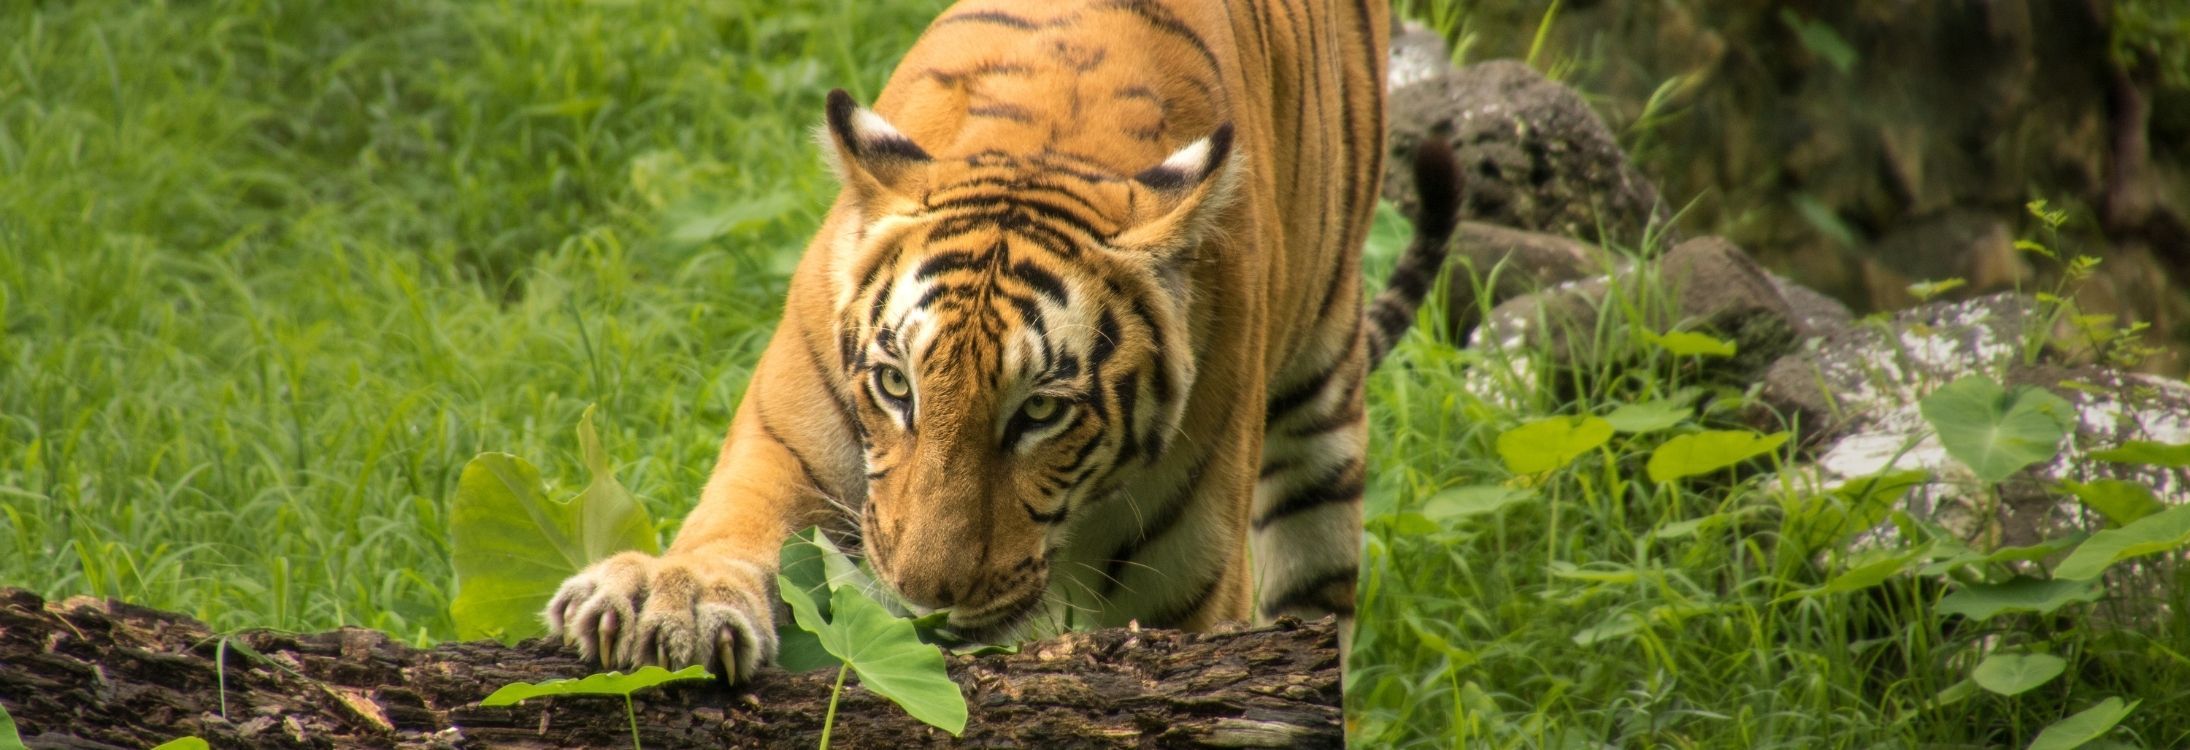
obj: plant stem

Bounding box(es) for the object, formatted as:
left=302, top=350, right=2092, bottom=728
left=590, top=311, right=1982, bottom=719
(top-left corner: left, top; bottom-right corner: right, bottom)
left=625, top=695, right=640, bottom=750
left=818, top=662, right=850, bottom=749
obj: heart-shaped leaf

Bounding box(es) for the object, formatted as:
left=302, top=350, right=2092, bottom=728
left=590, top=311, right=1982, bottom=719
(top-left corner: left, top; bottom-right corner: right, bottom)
left=1647, top=430, right=1789, bottom=483
left=1497, top=416, right=1613, bottom=474
left=2053, top=504, right=2190, bottom=581
left=1604, top=396, right=1694, bottom=434
left=450, top=407, right=659, bottom=642
left=1971, top=652, right=2066, bottom=696
left=1919, top=376, right=2073, bottom=483
left=1422, top=486, right=1534, bottom=522
left=2028, top=697, right=2137, bottom=750
left=2061, top=480, right=2165, bottom=527
left=480, top=665, right=711, bottom=706
left=2089, top=440, right=2190, bottom=467
left=149, top=740, right=208, bottom=750
left=1944, top=578, right=2093, bottom=622
left=779, top=572, right=968, bottom=736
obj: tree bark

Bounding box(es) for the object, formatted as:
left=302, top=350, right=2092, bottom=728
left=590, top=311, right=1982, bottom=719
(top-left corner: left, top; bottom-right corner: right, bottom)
left=0, top=589, right=1341, bottom=749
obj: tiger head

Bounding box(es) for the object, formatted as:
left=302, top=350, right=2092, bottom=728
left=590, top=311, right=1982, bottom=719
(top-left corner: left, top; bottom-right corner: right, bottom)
left=818, top=90, right=1236, bottom=635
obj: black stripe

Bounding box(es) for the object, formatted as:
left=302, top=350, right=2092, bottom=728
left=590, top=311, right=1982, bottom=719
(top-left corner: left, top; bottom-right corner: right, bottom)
left=1023, top=498, right=1066, bottom=525
left=1265, top=359, right=1339, bottom=422
left=1254, top=457, right=1362, bottom=530
left=1260, top=566, right=1356, bottom=619
left=1145, top=565, right=1225, bottom=628
left=936, top=10, right=1038, bottom=30
left=913, top=249, right=987, bottom=280
left=798, top=331, right=862, bottom=439
left=968, top=102, right=1038, bottom=124
left=1010, top=260, right=1069, bottom=305
left=1097, top=433, right=1222, bottom=598
left=1099, top=0, right=1223, bottom=93
left=757, top=403, right=838, bottom=500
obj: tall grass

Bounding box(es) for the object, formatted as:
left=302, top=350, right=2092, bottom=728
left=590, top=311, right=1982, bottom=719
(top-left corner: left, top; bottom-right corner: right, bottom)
left=0, top=0, right=946, bottom=641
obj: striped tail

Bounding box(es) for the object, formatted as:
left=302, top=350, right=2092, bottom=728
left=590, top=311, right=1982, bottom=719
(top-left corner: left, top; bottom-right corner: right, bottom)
left=1364, top=138, right=1464, bottom=366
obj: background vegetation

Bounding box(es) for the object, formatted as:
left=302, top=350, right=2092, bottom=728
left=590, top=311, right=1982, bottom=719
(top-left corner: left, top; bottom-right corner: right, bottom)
left=3, top=0, right=2183, bottom=746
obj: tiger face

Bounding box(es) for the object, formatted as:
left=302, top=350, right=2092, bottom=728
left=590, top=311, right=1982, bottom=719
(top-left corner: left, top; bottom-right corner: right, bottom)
left=820, top=90, right=1232, bottom=635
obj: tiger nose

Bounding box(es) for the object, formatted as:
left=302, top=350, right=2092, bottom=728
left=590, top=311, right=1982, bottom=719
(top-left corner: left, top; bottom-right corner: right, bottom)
left=896, top=569, right=964, bottom=610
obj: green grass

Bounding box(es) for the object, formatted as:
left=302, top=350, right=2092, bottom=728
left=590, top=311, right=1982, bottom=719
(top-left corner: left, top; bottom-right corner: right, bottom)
left=4, top=1, right=2185, bottom=747
left=0, top=0, right=947, bottom=641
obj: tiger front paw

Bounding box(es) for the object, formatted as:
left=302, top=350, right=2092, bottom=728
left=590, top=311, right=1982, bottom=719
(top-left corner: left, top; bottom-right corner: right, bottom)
left=543, top=551, right=779, bottom=684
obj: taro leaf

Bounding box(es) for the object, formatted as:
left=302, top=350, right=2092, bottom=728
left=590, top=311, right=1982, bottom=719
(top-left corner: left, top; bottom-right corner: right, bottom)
left=2061, top=480, right=2164, bottom=527
left=2053, top=504, right=2190, bottom=581
left=1777, top=549, right=1920, bottom=602
left=780, top=573, right=968, bottom=736
left=775, top=529, right=840, bottom=672
left=0, top=704, right=24, bottom=750
left=1646, top=330, right=1737, bottom=357
left=1921, top=536, right=2086, bottom=577
left=2028, top=697, right=2138, bottom=750
left=1971, top=652, right=2067, bottom=696
left=2089, top=440, right=2190, bottom=468
left=1784, top=470, right=1928, bottom=555
left=1422, top=486, right=1534, bottom=523
left=479, top=665, right=711, bottom=706
left=1646, top=430, right=1790, bottom=483
left=1497, top=416, right=1613, bottom=474
left=1918, top=376, right=2073, bottom=483
left=150, top=740, right=209, bottom=750
left=451, top=407, right=660, bottom=642
left=1604, top=397, right=1694, bottom=434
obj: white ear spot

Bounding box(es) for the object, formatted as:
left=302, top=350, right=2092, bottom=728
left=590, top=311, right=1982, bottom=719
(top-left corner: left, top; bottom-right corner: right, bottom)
left=1133, top=123, right=1234, bottom=192
left=826, top=89, right=932, bottom=163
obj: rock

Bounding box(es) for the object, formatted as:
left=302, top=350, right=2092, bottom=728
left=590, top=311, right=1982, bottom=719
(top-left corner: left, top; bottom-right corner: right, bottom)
left=1386, top=20, right=1450, bottom=92
left=1759, top=292, right=2190, bottom=554
left=1441, top=221, right=1616, bottom=339
left=1768, top=274, right=1856, bottom=338
left=1470, top=236, right=1805, bottom=375
left=1385, top=59, right=1670, bottom=247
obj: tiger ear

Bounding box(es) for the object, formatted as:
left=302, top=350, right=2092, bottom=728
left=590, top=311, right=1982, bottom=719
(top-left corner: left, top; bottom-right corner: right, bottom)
left=1113, top=124, right=1240, bottom=259
left=823, top=89, right=932, bottom=213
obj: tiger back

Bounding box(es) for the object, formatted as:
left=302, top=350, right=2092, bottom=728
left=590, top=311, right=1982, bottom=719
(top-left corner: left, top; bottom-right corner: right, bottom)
left=544, top=0, right=1462, bottom=683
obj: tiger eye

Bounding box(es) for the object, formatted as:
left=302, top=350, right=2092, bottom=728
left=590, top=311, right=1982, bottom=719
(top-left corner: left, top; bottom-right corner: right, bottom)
left=1021, top=395, right=1059, bottom=422
left=878, top=366, right=911, bottom=400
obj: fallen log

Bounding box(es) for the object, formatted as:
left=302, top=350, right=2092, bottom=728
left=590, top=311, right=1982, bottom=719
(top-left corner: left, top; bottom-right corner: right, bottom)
left=0, top=589, right=1340, bottom=748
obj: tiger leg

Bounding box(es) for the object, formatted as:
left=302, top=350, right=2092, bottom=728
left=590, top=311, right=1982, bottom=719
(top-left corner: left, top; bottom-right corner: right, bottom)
left=1250, top=347, right=1367, bottom=626
left=545, top=322, right=848, bottom=684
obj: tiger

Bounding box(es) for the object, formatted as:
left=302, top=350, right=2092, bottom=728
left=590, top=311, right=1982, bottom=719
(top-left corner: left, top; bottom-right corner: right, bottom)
left=544, top=0, right=1463, bottom=683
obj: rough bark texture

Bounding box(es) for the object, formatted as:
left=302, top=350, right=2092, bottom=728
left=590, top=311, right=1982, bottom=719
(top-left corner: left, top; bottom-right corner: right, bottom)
left=0, top=589, right=1341, bottom=749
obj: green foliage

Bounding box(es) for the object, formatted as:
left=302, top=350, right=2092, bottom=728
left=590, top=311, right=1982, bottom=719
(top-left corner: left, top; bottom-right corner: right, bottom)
left=1935, top=577, right=2102, bottom=623
left=1972, top=652, right=2068, bottom=697
left=1643, top=330, right=1736, bottom=358
left=2090, top=440, right=2190, bottom=468
left=2061, top=480, right=2165, bottom=527
left=480, top=665, right=711, bottom=706
left=1919, top=376, right=2074, bottom=483
left=1422, top=486, right=1535, bottom=522
left=2053, top=505, right=2190, bottom=581
left=450, top=407, right=659, bottom=642
left=2029, top=698, right=2140, bottom=750
left=1644, top=429, right=1788, bottom=483
left=778, top=533, right=968, bottom=737
left=149, top=740, right=209, bottom=750
left=482, top=665, right=711, bottom=750
left=0, top=704, right=23, bottom=750
left=1495, top=416, right=1611, bottom=474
